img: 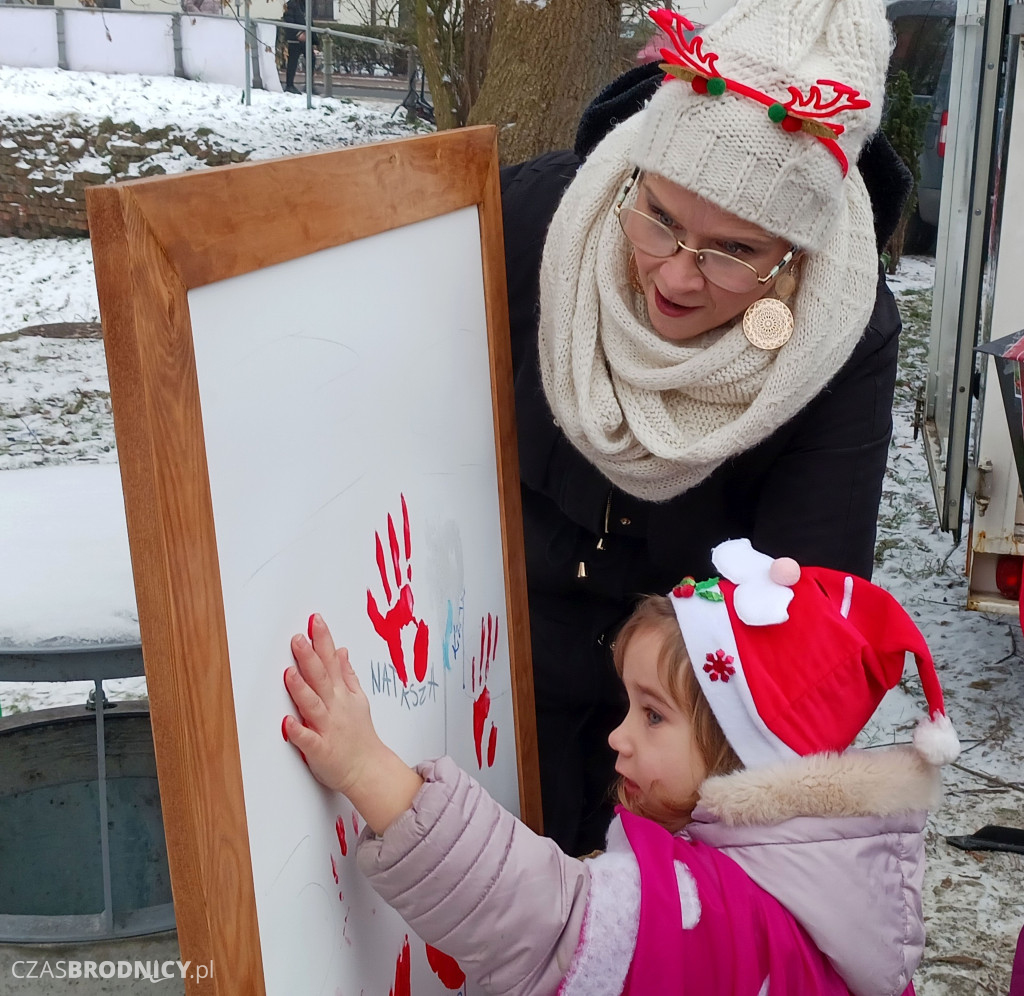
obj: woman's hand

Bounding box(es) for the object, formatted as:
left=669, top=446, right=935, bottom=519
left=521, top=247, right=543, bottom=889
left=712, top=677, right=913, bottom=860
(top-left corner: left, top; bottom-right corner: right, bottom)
left=283, top=613, right=423, bottom=834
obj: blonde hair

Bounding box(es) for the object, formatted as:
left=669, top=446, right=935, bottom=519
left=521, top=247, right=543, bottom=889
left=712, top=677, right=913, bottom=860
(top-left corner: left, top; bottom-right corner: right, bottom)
left=612, top=595, right=742, bottom=828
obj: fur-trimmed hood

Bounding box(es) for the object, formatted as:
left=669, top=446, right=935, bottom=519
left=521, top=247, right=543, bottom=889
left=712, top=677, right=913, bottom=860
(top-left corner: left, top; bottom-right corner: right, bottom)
left=697, top=745, right=942, bottom=826
left=688, top=747, right=933, bottom=996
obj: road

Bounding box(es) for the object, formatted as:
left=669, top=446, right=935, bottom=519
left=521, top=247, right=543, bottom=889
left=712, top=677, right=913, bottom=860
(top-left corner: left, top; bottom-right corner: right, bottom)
left=283, top=72, right=414, bottom=106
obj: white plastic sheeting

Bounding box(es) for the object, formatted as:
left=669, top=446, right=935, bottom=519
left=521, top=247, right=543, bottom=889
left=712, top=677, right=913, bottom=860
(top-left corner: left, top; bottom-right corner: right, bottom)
left=0, top=7, right=59, bottom=69
left=0, top=7, right=281, bottom=91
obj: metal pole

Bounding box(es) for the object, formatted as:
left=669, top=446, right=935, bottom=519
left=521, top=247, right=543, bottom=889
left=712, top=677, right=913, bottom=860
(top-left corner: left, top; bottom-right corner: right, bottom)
left=251, top=16, right=263, bottom=89
left=94, top=680, right=114, bottom=936
left=304, top=0, right=312, bottom=108
left=56, top=7, right=67, bottom=71
left=323, top=34, right=332, bottom=98
left=172, top=13, right=185, bottom=79
left=244, top=0, right=252, bottom=106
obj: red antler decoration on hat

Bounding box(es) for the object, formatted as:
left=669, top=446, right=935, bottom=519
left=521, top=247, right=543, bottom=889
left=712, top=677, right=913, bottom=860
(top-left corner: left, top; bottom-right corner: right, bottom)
left=650, top=8, right=721, bottom=81
left=786, top=80, right=870, bottom=131
left=649, top=9, right=871, bottom=176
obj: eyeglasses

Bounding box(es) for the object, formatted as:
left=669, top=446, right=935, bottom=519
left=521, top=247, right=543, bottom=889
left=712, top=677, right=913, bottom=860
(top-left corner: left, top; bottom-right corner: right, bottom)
left=613, top=169, right=799, bottom=295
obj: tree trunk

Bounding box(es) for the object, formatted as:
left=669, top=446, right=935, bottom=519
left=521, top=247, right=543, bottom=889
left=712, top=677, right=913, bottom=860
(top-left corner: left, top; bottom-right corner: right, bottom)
left=467, top=0, right=621, bottom=165
left=414, top=0, right=462, bottom=130
left=461, top=0, right=496, bottom=112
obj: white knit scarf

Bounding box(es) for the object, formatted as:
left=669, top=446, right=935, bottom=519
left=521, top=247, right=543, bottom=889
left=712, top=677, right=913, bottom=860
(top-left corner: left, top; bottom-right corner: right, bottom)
left=537, top=114, right=880, bottom=503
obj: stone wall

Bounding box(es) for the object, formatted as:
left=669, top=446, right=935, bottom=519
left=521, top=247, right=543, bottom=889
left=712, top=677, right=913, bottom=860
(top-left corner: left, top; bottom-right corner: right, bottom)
left=0, top=119, right=251, bottom=238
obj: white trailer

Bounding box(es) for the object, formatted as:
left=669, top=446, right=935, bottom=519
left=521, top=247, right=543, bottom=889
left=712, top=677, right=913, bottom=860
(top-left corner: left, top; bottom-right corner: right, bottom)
left=921, top=0, right=1024, bottom=612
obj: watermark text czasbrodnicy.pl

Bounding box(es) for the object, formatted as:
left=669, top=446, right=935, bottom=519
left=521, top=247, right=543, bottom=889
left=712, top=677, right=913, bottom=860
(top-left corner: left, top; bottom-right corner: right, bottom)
left=9, top=960, right=213, bottom=983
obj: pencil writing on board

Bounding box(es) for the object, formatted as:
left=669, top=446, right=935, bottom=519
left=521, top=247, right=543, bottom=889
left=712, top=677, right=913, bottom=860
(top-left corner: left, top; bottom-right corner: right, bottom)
left=370, top=659, right=439, bottom=708
left=443, top=591, right=465, bottom=671
left=367, top=494, right=430, bottom=686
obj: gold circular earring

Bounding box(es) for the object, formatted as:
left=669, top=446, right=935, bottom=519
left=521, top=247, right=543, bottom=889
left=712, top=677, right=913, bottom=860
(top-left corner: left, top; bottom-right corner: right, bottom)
left=627, top=252, right=644, bottom=294
left=774, top=269, right=798, bottom=301
left=743, top=298, right=794, bottom=349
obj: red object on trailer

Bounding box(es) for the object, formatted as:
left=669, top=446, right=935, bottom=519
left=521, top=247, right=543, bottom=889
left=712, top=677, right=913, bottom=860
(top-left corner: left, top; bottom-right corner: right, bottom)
left=994, top=554, right=1023, bottom=601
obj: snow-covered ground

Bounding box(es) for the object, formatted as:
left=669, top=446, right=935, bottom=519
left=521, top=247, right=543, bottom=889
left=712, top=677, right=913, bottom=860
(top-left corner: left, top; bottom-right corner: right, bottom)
left=0, top=69, right=1022, bottom=995
left=2, top=65, right=423, bottom=173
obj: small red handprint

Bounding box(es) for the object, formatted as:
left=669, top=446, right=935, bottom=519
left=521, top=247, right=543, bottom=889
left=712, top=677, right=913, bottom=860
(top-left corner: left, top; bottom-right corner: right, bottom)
left=425, top=943, right=466, bottom=990
left=389, top=937, right=411, bottom=996
left=471, top=613, right=499, bottom=769
left=366, top=494, right=429, bottom=686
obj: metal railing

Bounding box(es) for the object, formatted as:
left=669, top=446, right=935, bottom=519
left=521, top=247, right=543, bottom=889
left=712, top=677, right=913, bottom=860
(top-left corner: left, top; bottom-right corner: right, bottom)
left=0, top=1, right=418, bottom=112
left=248, top=11, right=408, bottom=109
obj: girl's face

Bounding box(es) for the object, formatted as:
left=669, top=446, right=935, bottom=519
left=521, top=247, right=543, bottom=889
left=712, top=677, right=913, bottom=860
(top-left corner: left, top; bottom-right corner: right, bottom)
left=608, top=625, right=708, bottom=830
left=631, top=174, right=793, bottom=343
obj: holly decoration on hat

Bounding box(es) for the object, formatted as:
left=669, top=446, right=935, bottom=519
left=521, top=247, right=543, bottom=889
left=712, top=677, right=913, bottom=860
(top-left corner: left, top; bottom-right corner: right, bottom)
left=672, top=576, right=724, bottom=602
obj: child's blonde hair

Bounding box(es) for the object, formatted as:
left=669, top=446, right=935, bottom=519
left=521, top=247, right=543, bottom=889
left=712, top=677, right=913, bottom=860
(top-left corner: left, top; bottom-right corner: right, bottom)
left=612, top=594, right=743, bottom=827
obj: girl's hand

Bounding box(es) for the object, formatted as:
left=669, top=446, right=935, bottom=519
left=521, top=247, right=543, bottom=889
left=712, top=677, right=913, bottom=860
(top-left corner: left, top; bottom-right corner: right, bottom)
left=283, top=613, right=423, bottom=834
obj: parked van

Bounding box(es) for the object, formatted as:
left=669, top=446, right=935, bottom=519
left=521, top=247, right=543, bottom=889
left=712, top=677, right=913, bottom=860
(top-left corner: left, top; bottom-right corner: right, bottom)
left=886, top=0, right=956, bottom=246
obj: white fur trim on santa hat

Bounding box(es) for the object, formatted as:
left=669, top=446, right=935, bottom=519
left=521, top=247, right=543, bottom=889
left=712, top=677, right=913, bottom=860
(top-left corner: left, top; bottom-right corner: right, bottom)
left=912, top=713, right=961, bottom=767
left=672, top=585, right=799, bottom=769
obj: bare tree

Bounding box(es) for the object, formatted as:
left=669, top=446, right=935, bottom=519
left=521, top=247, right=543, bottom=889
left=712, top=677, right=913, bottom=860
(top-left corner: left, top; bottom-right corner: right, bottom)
left=413, top=0, right=494, bottom=131
left=413, top=0, right=620, bottom=163
left=466, top=0, right=621, bottom=164
left=342, top=0, right=403, bottom=25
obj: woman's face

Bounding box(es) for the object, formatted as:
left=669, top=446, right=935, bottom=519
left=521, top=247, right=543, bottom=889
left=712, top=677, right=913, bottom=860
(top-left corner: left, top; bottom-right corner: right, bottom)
left=631, top=174, right=793, bottom=343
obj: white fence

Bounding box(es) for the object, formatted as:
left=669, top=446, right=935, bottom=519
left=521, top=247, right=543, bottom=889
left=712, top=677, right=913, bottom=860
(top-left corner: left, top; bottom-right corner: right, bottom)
left=0, top=5, right=281, bottom=91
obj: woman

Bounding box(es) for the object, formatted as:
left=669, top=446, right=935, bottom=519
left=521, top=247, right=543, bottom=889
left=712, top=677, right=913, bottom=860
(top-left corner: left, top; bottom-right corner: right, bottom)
left=500, top=0, right=911, bottom=855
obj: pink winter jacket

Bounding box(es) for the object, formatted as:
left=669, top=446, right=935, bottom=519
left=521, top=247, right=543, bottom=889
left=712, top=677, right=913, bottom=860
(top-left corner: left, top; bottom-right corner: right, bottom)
left=356, top=747, right=939, bottom=996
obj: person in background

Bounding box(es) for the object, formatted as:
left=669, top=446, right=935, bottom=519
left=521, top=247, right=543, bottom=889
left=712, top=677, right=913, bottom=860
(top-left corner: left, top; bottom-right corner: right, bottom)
left=282, top=538, right=960, bottom=996
left=499, top=0, right=913, bottom=855
left=282, top=0, right=308, bottom=94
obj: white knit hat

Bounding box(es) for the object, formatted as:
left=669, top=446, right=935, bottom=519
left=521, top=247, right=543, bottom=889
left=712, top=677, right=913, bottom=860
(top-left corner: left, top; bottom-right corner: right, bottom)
left=633, top=0, right=892, bottom=250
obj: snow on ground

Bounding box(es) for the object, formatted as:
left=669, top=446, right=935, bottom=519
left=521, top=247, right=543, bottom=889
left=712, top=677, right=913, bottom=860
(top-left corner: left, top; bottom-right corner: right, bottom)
left=865, top=260, right=1024, bottom=996
left=1, top=65, right=424, bottom=170
left=0, top=68, right=1021, bottom=993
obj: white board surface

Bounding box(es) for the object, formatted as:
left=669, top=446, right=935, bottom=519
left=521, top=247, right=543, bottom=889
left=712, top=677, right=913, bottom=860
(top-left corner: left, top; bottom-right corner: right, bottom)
left=186, top=205, right=516, bottom=995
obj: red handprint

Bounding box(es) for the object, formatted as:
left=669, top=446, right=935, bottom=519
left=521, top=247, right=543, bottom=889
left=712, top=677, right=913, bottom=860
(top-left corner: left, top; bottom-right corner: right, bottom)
left=366, top=494, right=429, bottom=686
left=471, top=613, right=499, bottom=769
left=426, top=943, right=466, bottom=990
left=389, top=937, right=411, bottom=996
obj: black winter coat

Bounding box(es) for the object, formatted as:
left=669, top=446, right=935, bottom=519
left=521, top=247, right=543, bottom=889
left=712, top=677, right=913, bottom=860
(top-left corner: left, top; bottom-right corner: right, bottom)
left=499, top=64, right=912, bottom=854
left=282, top=0, right=306, bottom=43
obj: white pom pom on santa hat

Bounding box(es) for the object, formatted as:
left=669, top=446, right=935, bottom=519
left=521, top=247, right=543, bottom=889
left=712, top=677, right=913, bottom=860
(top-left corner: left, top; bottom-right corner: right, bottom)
left=913, top=712, right=961, bottom=766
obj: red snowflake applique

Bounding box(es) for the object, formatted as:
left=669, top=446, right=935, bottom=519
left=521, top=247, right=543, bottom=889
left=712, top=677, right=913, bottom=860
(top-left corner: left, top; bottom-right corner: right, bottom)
left=704, top=649, right=735, bottom=682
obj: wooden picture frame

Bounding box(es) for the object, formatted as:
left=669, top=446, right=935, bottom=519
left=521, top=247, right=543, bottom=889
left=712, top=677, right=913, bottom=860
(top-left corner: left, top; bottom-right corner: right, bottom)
left=87, top=126, right=540, bottom=995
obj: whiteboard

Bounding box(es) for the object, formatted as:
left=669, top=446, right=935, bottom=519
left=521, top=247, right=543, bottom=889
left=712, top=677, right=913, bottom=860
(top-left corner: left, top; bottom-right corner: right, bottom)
left=87, top=128, right=538, bottom=995
left=189, top=209, right=516, bottom=994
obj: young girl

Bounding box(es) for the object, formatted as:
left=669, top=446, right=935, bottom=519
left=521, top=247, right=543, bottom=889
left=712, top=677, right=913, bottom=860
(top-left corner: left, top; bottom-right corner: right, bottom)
left=283, top=539, right=960, bottom=996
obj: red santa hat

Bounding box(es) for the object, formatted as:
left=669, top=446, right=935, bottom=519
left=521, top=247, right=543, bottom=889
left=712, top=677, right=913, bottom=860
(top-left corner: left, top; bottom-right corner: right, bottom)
left=670, top=539, right=960, bottom=769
